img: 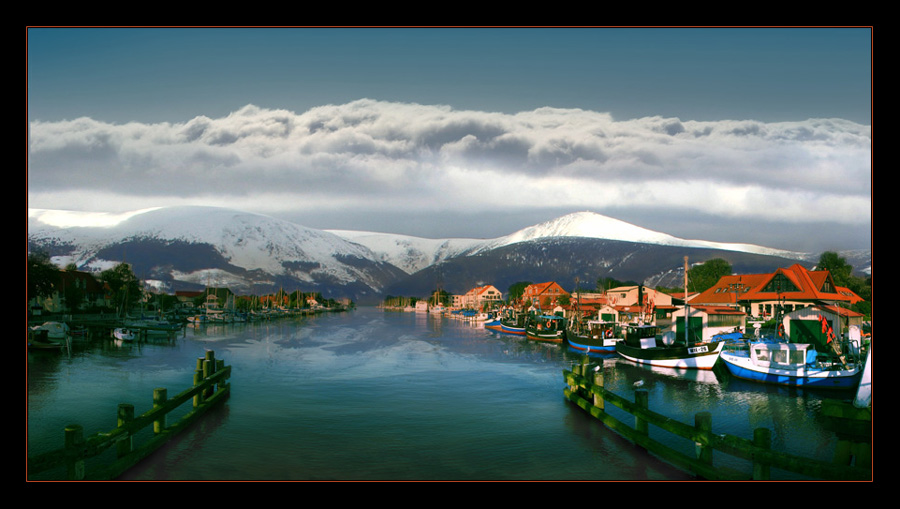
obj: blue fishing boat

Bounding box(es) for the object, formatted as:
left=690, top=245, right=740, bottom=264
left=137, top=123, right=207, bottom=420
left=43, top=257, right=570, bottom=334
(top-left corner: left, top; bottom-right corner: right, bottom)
left=526, top=314, right=566, bottom=343
left=498, top=309, right=527, bottom=336
left=565, top=319, right=623, bottom=355
left=720, top=342, right=863, bottom=389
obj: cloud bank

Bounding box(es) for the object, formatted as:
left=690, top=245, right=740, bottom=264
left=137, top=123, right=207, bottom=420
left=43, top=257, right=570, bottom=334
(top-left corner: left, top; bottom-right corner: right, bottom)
left=28, top=99, right=871, bottom=240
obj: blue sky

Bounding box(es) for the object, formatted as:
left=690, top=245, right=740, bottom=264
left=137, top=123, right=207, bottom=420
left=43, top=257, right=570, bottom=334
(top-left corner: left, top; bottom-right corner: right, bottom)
left=27, top=27, right=872, bottom=252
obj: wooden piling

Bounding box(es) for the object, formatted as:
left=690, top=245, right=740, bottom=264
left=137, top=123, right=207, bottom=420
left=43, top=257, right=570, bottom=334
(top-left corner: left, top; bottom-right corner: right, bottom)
left=563, top=366, right=871, bottom=481
left=28, top=350, right=231, bottom=481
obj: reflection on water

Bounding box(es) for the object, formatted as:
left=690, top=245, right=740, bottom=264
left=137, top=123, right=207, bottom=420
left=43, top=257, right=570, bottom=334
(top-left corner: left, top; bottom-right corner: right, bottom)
left=28, top=308, right=851, bottom=480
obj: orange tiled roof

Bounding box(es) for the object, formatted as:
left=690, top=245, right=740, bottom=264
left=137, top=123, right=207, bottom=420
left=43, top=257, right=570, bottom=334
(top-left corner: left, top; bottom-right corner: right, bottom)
left=693, top=264, right=861, bottom=305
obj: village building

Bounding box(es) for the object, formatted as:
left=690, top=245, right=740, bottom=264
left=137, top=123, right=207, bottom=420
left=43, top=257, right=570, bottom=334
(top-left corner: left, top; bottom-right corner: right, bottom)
left=603, top=285, right=674, bottom=308
left=690, top=263, right=863, bottom=320
left=671, top=305, right=747, bottom=343
left=449, top=294, right=466, bottom=309
left=29, top=269, right=109, bottom=314
left=460, top=285, right=503, bottom=310
left=521, top=282, right=569, bottom=308
left=780, top=305, right=866, bottom=352
left=175, top=290, right=204, bottom=308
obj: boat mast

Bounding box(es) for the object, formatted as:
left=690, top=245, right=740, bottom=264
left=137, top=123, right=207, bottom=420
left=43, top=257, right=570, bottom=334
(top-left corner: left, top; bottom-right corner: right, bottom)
left=684, top=256, right=690, bottom=344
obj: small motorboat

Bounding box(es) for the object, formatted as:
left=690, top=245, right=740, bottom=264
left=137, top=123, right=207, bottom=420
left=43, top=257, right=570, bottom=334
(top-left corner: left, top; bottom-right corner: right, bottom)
left=720, top=341, right=862, bottom=389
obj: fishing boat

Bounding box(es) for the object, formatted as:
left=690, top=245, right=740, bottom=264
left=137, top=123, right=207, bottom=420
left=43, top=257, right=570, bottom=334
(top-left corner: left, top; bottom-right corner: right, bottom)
left=615, top=324, right=725, bottom=370
left=483, top=312, right=503, bottom=332
left=566, top=319, right=623, bottom=355
left=720, top=341, right=863, bottom=389
left=499, top=310, right=528, bottom=336
left=526, top=314, right=566, bottom=343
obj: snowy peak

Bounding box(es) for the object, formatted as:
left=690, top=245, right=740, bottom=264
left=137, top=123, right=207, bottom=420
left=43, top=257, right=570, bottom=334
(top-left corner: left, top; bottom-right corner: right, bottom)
left=485, top=211, right=802, bottom=258
left=328, top=210, right=807, bottom=274
left=489, top=211, right=681, bottom=248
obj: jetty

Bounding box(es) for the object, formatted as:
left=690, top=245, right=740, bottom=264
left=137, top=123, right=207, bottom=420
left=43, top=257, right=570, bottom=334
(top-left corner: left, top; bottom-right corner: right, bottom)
left=27, top=350, right=231, bottom=481
left=564, top=359, right=871, bottom=481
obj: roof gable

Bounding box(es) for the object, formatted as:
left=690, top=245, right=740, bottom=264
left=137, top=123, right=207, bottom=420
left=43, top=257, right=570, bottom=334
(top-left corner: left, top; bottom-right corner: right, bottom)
left=693, top=264, right=860, bottom=304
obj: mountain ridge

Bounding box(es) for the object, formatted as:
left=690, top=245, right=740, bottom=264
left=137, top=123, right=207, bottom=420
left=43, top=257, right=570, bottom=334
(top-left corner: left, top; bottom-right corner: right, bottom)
left=28, top=206, right=869, bottom=304
left=328, top=210, right=811, bottom=274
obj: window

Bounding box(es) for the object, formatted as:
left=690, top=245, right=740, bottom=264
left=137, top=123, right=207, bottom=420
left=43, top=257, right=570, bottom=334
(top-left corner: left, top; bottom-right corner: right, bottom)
left=762, top=274, right=799, bottom=293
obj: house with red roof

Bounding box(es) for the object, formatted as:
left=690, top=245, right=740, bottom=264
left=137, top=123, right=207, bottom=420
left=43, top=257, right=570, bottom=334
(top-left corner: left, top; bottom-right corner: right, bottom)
left=521, top=282, right=568, bottom=308
left=461, top=285, right=503, bottom=310
left=690, top=263, right=863, bottom=320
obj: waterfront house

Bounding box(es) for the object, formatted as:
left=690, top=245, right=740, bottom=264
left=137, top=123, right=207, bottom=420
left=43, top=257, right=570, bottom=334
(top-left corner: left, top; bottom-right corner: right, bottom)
left=522, top=282, right=569, bottom=308
left=175, top=290, right=204, bottom=309
left=28, top=269, right=107, bottom=314
left=671, top=305, right=747, bottom=343
left=461, top=285, right=503, bottom=310
left=604, top=285, right=675, bottom=309
left=780, top=305, right=866, bottom=351
left=690, top=263, right=863, bottom=320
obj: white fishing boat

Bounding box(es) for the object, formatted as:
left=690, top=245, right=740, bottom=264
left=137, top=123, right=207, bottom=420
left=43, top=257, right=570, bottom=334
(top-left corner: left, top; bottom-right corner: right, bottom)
left=720, top=342, right=862, bottom=389
left=615, top=324, right=725, bottom=370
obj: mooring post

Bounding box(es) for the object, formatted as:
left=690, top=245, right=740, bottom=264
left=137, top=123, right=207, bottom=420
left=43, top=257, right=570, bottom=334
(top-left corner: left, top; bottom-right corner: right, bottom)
left=753, top=427, right=772, bottom=480
left=695, top=412, right=713, bottom=466
left=153, top=388, right=167, bottom=434
left=635, top=390, right=649, bottom=437
left=117, top=403, right=135, bottom=457
left=193, top=368, right=203, bottom=407
left=64, top=424, right=85, bottom=480
left=592, top=369, right=605, bottom=412
left=203, top=350, right=216, bottom=397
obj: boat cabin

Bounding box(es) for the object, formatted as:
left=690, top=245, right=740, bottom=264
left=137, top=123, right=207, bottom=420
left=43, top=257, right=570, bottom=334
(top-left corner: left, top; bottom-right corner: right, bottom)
left=585, top=320, right=621, bottom=339
left=749, top=342, right=817, bottom=368
left=533, top=315, right=565, bottom=330
left=623, top=324, right=660, bottom=348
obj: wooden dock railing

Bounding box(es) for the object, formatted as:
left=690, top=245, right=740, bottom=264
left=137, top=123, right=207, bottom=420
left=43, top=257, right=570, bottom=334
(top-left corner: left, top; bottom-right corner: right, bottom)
left=564, top=361, right=871, bottom=481
left=28, top=350, right=231, bottom=481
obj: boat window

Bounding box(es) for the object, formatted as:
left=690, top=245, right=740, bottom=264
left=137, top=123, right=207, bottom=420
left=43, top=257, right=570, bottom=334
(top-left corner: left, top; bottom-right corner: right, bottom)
left=772, top=349, right=788, bottom=364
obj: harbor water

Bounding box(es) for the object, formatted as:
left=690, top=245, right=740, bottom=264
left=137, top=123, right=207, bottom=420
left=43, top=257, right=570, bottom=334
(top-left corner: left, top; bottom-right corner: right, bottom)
left=27, top=307, right=856, bottom=481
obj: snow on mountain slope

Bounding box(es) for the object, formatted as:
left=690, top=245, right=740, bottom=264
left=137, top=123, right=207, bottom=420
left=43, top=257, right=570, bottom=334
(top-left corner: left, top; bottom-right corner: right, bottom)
left=330, top=211, right=807, bottom=273
left=29, top=207, right=808, bottom=284
left=325, top=230, right=484, bottom=274
left=483, top=211, right=806, bottom=258
left=28, top=206, right=392, bottom=287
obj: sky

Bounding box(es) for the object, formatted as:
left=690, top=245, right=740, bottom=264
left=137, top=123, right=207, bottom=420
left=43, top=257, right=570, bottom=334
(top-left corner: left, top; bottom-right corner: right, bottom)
left=27, top=27, right=872, bottom=253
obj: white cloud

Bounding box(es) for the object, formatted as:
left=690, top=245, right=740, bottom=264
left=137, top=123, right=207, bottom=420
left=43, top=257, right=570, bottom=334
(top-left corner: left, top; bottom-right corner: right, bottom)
left=28, top=99, right=871, bottom=231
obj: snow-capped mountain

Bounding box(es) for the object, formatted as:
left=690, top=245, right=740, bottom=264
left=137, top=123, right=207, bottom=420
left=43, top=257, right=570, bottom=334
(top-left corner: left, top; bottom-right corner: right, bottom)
left=29, top=206, right=866, bottom=304
left=328, top=211, right=808, bottom=274
left=27, top=206, right=408, bottom=300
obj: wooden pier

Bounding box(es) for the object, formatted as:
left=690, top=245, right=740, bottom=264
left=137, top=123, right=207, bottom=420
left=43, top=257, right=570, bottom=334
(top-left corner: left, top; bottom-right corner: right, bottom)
left=28, top=350, right=231, bottom=481
left=564, top=360, right=871, bottom=481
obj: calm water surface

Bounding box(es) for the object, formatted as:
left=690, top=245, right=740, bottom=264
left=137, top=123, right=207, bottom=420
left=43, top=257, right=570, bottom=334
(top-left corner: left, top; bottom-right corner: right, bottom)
left=27, top=308, right=851, bottom=481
